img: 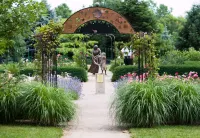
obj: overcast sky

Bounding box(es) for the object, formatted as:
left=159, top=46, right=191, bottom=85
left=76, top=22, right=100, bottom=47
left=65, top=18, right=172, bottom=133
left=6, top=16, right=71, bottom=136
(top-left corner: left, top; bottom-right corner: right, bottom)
left=45, top=0, right=200, bottom=17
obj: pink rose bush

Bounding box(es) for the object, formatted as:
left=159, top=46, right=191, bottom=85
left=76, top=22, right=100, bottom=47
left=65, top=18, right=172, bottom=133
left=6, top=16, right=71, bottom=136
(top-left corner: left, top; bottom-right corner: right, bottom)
left=114, top=71, right=199, bottom=89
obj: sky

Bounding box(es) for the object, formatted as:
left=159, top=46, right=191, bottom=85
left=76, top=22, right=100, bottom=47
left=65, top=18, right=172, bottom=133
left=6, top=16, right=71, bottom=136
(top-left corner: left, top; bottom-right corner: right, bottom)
left=46, top=0, right=200, bottom=17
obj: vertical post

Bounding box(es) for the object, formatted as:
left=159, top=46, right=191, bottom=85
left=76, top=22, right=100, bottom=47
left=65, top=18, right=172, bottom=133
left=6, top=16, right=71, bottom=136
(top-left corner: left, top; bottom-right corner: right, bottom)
left=138, top=48, right=141, bottom=81
left=55, top=45, right=58, bottom=87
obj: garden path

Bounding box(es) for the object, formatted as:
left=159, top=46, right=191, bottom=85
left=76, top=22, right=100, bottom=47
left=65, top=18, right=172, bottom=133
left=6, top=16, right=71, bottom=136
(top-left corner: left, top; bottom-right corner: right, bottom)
left=62, top=71, right=129, bottom=138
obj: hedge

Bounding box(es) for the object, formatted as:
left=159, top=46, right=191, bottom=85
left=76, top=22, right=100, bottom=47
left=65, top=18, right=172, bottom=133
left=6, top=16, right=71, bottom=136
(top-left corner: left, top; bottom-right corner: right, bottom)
left=56, top=67, right=88, bottom=82
left=0, top=66, right=88, bottom=82
left=112, top=65, right=138, bottom=81
left=159, top=65, right=200, bottom=76
left=112, top=65, right=200, bottom=81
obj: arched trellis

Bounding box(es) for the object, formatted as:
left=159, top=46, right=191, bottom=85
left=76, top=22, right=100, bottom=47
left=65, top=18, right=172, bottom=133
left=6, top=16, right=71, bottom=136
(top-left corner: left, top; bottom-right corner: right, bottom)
left=62, top=6, right=151, bottom=81
left=63, top=7, right=135, bottom=34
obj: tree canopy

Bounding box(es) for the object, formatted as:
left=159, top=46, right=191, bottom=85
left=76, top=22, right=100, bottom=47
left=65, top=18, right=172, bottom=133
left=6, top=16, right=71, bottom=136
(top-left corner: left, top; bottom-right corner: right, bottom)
left=0, top=0, right=44, bottom=54
left=55, top=3, right=72, bottom=18
left=177, top=5, right=200, bottom=50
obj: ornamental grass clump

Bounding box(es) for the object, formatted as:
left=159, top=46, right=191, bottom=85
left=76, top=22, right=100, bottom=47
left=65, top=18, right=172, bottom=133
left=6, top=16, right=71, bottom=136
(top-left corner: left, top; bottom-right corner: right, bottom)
left=20, top=82, right=75, bottom=126
left=169, top=80, right=200, bottom=125
left=0, top=73, right=22, bottom=123
left=111, top=78, right=200, bottom=127
left=111, top=80, right=172, bottom=127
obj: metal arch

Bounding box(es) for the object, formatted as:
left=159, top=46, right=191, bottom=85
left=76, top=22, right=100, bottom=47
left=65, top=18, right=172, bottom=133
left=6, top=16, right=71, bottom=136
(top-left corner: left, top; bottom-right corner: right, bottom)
left=74, top=20, right=120, bottom=34
left=63, top=7, right=135, bottom=34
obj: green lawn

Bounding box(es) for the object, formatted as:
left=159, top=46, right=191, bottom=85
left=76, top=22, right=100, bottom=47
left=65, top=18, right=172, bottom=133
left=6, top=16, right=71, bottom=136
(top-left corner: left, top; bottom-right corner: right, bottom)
left=0, top=125, right=63, bottom=138
left=130, top=126, right=200, bottom=138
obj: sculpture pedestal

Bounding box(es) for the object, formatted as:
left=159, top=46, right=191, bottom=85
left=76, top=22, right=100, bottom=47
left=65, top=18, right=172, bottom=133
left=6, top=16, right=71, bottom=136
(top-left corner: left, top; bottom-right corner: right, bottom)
left=95, top=73, right=105, bottom=94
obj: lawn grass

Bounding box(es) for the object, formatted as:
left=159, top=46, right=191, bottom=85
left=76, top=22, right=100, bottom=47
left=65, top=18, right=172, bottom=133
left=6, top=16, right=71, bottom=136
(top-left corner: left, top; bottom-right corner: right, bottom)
left=0, top=125, right=63, bottom=138
left=130, top=126, right=200, bottom=138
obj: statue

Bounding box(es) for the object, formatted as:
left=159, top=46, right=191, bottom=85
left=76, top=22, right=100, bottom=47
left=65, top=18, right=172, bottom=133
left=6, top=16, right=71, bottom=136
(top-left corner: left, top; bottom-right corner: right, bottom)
left=88, top=45, right=101, bottom=75
left=100, top=52, right=107, bottom=75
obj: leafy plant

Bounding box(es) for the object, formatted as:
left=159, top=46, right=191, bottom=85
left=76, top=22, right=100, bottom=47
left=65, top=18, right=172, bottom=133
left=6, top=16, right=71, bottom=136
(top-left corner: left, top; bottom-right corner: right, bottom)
left=73, top=46, right=88, bottom=70
left=0, top=73, right=22, bottom=123
left=19, top=82, right=75, bottom=125
left=109, top=58, right=124, bottom=72
left=4, top=62, right=20, bottom=75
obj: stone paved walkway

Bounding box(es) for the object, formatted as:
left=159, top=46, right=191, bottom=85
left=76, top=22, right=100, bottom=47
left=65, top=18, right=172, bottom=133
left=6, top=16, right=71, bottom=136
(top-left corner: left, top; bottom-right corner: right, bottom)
left=62, top=71, right=129, bottom=138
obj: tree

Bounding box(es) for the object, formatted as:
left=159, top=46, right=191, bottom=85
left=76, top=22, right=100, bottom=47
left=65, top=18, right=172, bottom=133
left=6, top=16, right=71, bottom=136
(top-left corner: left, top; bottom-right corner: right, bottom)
left=101, top=0, right=157, bottom=32
left=55, top=3, right=72, bottom=18
left=177, top=5, right=200, bottom=50
left=156, top=4, right=172, bottom=19
left=0, top=0, right=44, bottom=55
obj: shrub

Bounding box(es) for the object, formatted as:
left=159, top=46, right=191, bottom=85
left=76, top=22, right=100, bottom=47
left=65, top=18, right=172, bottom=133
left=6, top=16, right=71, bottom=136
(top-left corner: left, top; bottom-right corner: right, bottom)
left=4, top=63, right=20, bottom=75
left=57, top=67, right=88, bottom=82
left=112, top=65, right=200, bottom=81
left=159, top=65, right=200, bottom=76
left=184, top=61, right=200, bottom=66
left=186, top=48, right=200, bottom=61
left=109, top=59, right=124, bottom=72
left=160, top=50, right=187, bottom=65
left=19, top=82, right=75, bottom=126
left=112, top=65, right=143, bottom=82
left=12, top=66, right=87, bottom=82
left=73, top=47, right=88, bottom=70
left=111, top=78, right=200, bottom=127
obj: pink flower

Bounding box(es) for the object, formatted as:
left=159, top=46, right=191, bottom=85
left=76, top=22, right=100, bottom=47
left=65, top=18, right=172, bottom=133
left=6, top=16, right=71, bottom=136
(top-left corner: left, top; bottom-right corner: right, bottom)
left=128, top=73, right=132, bottom=78
left=193, top=74, right=199, bottom=79
left=120, top=76, right=124, bottom=79
left=175, top=72, right=179, bottom=76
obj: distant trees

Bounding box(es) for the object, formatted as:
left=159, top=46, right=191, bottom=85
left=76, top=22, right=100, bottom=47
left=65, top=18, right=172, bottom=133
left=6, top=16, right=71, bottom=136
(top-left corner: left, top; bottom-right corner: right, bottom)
left=177, top=5, right=200, bottom=50
left=55, top=3, right=72, bottom=18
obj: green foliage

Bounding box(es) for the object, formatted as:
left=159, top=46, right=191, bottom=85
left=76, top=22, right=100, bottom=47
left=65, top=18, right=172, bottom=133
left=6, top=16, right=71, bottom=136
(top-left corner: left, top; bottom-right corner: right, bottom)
left=112, top=65, right=138, bottom=81
left=109, top=59, right=124, bottom=72
left=111, top=80, right=172, bottom=127
left=114, top=0, right=157, bottom=32
left=111, top=79, right=200, bottom=127
left=160, top=48, right=200, bottom=65
left=131, top=33, right=159, bottom=78
left=158, top=65, right=200, bottom=76
left=66, top=91, right=79, bottom=100
left=57, top=67, right=88, bottom=82
left=55, top=3, right=72, bottom=18
left=58, top=34, right=97, bottom=59
left=185, top=48, right=200, bottom=61
left=160, top=50, right=187, bottom=65
left=0, top=73, right=22, bottom=123
left=0, top=0, right=44, bottom=54
left=4, top=63, right=20, bottom=75
left=34, top=21, right=62, bottom=81
left=73, top=46, right=88, bottom=70
left=169, top=80, right=200, bottom=124
left=112, top=65, right=200, bottom=81
left=177, top=5, right=200, bottom=50
left=156, top=4, right=172, bottom=19
left=19, top=82, right=75, bottom=125
left=0, top=64, right=88, bottom=82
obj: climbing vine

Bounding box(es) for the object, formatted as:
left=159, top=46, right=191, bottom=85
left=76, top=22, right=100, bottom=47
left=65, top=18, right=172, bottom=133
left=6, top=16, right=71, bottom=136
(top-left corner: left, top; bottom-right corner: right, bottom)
left=34, top=21, right=62, bottom=82
left=131, top=33, right=159, bottom=78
